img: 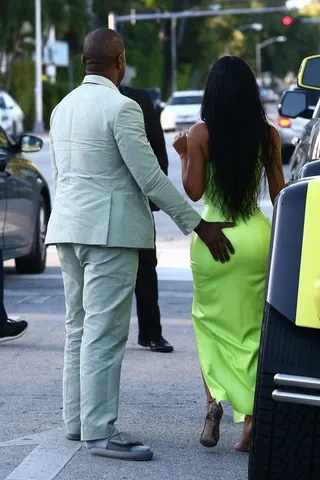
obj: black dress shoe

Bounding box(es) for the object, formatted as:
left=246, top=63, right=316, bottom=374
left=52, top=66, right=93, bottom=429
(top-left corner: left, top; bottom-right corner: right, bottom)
left=138, top=336, right=174, bottom=353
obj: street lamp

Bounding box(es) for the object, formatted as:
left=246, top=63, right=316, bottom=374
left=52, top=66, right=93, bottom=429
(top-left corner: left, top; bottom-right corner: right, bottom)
left=255, top=36, right=287, bottom=78
left=223, top=23, right=263, bottom=57
left=34, top=0, right=44, bottom=133
left=237, top=23, right=263, bottom=32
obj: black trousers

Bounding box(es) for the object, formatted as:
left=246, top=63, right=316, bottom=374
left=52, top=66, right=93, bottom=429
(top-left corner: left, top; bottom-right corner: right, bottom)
left=135, top=242, right=162, bottom=343
left=0, top=250, right=7, bottom=326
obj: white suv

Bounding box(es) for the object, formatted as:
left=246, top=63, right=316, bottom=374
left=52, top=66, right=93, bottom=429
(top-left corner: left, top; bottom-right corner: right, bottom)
left=160, top=90, right=203, bottom=132
left=0, top=91, right=24, bottom=139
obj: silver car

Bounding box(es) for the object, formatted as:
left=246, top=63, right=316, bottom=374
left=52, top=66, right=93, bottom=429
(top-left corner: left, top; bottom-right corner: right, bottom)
left=277, top=86, right=320, bottom=163
left=0, top=91, right=25, bottom=140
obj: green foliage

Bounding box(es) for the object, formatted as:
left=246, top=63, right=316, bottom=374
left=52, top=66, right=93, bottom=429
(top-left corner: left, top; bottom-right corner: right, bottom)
left=2, top=0, right=320, bottom=132
left=42, top=82, right=69, bottom=129
left=123, top=23, right=164, bottom=88
left=9, top=57, right=35, bottom=131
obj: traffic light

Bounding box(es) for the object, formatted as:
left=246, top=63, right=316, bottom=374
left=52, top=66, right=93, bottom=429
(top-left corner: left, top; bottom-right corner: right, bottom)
left=282, top=15, right=293, bottom=26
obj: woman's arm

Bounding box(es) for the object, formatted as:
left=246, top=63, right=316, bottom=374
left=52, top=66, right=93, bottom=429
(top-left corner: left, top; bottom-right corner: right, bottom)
left=263, top=126, right=285, bottom=205
left=173, top=123, right=207, bottom=202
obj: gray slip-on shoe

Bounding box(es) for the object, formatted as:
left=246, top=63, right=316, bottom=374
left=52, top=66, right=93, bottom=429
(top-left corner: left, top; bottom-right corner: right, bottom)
left=66, top=433, right=81, bottom=441
left=87, top=432, right=153, bottom=461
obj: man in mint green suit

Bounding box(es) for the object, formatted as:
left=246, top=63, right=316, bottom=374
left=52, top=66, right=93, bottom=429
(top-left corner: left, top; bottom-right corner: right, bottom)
left=46, top=28, right=234, bottom=461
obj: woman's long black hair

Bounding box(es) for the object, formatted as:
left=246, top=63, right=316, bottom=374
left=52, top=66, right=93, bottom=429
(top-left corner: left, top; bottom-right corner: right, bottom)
left=201, top=56, right=275, bottom=223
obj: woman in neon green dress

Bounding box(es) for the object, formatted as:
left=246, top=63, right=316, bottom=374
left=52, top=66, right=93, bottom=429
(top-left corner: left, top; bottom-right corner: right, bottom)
left=173, top=57, right=285, bottom=452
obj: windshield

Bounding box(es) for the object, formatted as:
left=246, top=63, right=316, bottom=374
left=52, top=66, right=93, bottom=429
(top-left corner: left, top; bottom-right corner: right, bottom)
left=170, top=95, right=202, bottom=106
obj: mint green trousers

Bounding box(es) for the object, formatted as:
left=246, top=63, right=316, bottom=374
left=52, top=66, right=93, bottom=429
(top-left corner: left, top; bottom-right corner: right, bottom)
left=57, top=244, right=138, bottom=441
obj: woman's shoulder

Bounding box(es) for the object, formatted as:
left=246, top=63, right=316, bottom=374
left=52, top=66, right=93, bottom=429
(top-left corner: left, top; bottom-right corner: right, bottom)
left=188, top=122, right=209, bottom=141
left=268, top=123, right=280, bottom=141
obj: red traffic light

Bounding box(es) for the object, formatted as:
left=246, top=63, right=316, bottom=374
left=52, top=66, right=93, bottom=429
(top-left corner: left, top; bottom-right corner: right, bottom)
left=282, top=16, right=293, bottom=26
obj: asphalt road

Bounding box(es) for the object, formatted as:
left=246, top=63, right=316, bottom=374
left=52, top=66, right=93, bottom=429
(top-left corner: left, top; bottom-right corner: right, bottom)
left=1, top=108, right=291, bottom=480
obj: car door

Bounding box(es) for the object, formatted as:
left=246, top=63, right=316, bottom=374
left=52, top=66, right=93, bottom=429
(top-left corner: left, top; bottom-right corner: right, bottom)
left=2, top=128, right=37, bottom=251
left=308, top=116, right=320, bottom=162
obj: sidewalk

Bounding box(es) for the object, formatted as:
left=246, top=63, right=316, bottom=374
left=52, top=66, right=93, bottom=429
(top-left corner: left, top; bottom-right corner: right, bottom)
left=1, top=249, right=248, bottom=480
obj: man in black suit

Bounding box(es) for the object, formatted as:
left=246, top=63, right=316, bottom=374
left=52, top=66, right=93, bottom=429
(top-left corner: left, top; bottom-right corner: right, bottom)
left=0, top=250, right=28, bottom=343
left=119, top=85, right=173, bottom=353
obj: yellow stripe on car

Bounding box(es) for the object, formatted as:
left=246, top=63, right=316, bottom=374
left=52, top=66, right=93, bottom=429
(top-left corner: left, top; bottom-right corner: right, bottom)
left=296, top=178, right=320, bottom=329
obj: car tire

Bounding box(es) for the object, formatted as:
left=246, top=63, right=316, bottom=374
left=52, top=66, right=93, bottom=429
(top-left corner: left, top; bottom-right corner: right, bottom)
left=249, top=304, right=320, bottom=480
left=15, top=195, right=48, bottom=274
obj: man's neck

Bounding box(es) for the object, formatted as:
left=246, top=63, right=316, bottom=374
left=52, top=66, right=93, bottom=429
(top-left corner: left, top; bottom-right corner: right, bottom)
left=85, top=71, right=118, bottom=87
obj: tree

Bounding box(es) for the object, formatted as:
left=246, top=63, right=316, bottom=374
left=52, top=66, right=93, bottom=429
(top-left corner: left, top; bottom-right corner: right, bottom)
left=0, top=0, right=89, bottom=90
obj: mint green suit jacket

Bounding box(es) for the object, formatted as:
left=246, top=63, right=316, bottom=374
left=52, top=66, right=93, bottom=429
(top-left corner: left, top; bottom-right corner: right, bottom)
left=46, top=75, right=201, bottom=248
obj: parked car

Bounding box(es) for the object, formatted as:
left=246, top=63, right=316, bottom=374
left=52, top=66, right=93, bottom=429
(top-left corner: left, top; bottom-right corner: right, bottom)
left=277, top=87, right=320, bottom=180
left=249, top=54, right=320, bottom=480
left=160, top=90, right=203, bottom=132
left=289, top=100, right=320, bottom=180
left=277, top=85, right=320, bottom=163
left=0, top=126, right=51, bottom=273
left=260, top=87, right=279, bottom=104
left=0, top=91, right=25, bottom=140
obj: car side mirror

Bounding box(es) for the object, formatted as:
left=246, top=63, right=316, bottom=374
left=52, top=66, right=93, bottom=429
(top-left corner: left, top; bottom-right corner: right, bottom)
left=298, top=55, right=320, bottom=91
left=278, top=91, right=308, bottom=119
left=20, top=135, right=43, bottom=153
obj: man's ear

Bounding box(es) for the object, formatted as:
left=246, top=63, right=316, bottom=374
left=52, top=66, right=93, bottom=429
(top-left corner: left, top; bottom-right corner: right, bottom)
left=116, top=53, right=124, bottom=70
left=81, top=54, right=86, bottom=67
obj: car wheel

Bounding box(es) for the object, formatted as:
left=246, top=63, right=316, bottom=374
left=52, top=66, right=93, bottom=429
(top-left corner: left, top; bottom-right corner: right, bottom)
left=15, top=195, right=48, bottom=274
left=249, top=304, right=320, bottom=479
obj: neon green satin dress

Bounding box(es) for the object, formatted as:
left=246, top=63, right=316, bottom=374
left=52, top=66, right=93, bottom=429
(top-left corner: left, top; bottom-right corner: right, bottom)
left=191, top=166, right=271, bottom=423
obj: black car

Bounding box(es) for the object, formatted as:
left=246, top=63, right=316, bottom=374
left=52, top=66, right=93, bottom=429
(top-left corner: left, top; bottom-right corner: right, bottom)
left=0, top=126, right=51, bottom=273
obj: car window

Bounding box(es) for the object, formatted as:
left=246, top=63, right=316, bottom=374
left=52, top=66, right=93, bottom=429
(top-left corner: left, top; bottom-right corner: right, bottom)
left=0, top=96, right=6, bottom=109
left=294, top=87, right=320, bottom=107
left=170, top=95, right=203, bottom=106
left=0, top=127, right=9, bottom=149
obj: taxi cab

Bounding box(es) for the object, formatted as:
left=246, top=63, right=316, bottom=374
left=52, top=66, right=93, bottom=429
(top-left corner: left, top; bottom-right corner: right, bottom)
left=249, top=55, right=320, bottom=480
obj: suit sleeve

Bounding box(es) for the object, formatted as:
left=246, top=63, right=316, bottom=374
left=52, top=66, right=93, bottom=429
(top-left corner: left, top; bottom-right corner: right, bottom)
left=113, top=99, right=201, bottom=235
left=49, top=108, right=58, bottom=190
left=142, top=92, right=168, bottom=176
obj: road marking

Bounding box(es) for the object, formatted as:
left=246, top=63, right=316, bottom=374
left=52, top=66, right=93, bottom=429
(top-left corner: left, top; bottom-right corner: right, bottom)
left=5, top=266, right=193, bottom=282
left=0, top=429, right=82, bottom=480
left=4, top=289, right=193, bottom=299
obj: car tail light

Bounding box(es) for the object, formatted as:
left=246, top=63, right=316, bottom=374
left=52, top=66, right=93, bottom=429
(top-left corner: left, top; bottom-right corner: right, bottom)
left=278, top=117, right=291, bottom=128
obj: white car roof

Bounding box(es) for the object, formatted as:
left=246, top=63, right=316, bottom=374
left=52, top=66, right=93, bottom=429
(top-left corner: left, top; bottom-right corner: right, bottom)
left=172, top=90, right=204, bottom=97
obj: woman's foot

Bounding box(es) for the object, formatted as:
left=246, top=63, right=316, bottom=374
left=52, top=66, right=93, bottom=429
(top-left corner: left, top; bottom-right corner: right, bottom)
left=200, top=400, right=223, bottom=448
left=235, top=415, right=252, bottom=452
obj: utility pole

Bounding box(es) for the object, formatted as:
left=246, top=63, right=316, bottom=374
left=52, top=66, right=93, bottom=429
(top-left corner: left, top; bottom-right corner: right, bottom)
left=171, top=18, right=177, bottom=93
left=255, top=36, right=287, bottom=78
left=34, top=0, right=44, bottom=134
left=108, top=12, right=116, bottom=30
